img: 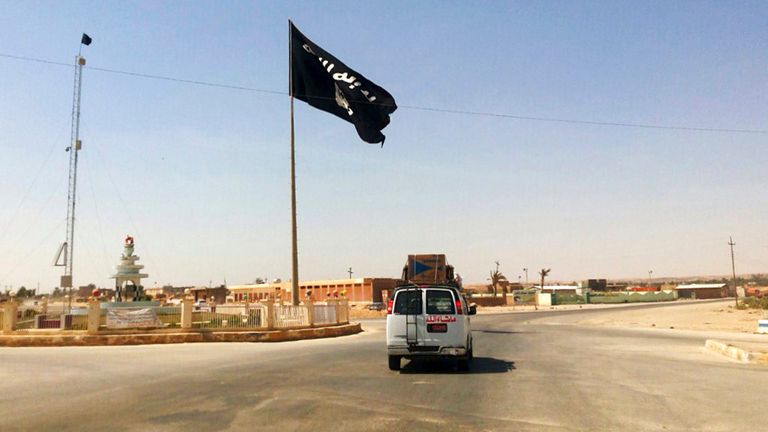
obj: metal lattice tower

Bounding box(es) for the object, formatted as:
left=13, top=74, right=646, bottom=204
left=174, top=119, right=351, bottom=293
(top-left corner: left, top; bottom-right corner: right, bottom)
left=55, top=54, right=85, bottom=307
left=65, top=56, right=85, bottom=275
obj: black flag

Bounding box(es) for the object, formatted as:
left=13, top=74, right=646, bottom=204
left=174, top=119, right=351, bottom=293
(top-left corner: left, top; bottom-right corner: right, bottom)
left=81, top=33, right=92, bottom=46
left=290, top=22, right=396, bottom=145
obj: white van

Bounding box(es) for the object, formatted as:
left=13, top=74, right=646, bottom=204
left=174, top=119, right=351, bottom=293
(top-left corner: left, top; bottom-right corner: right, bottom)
left=385, top=285, right=476, bottom=371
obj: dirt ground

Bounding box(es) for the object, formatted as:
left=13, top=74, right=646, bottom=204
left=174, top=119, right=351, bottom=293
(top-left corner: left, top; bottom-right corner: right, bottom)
left=473, top=299, right=767, bottom=334
left=350, top=299, right=767, bottom=334
left=349, top=306, right=386, bottom=319
left=569, top=299, right=766, bottom=333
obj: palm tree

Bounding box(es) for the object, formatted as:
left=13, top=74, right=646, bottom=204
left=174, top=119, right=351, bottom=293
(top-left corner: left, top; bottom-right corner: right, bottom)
left=488, top=269, right=508, bottom=297
left=539, top=268, right=551, bottom=290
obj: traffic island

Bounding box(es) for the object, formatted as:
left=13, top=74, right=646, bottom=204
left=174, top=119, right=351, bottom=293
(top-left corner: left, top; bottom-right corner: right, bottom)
left=704, top=339, right=768, bottom=365
left=0, top=323, right=362, bottom=347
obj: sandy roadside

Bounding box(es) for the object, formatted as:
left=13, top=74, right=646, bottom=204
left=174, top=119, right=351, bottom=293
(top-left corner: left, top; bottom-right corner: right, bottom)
left=351, top=299, right=767, bottom=334
left=549, top=299, right=767, bottom=333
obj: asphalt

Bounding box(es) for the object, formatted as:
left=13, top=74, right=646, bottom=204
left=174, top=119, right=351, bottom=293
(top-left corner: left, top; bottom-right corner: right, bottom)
left=1, top=302, right=765, bottom=431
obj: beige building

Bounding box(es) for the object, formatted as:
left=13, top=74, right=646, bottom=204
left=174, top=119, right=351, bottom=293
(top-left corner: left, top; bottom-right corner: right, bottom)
left=229, top=278, right=398, bottom=304
left=144, top=285, right=189, bottom=299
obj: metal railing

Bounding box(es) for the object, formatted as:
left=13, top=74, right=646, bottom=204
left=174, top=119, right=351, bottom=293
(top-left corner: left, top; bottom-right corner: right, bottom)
left=192, top=306, right=265, bottom=329
left=1, top=300, right=350, bottom=333
left=156, top=306, right=183, bottom=328
left=47, top=304, right=68, bottom=316
left=338, top=303, right=349, bottom=323
left=274, top=305, right=308, bottom=328
left=15, top=307, right=41, bottom=330
left=70, top=314, right=88, bottom=330
left=313, top=304, right=337, bottom=325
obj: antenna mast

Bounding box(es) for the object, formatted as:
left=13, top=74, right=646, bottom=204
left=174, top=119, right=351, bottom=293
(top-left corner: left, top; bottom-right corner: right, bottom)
left=55, top=36, right=90, bottom=311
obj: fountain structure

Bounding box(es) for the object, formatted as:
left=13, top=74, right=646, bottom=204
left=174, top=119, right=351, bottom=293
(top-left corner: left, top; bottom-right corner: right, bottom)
left=111, top=235, right=149, bottom=302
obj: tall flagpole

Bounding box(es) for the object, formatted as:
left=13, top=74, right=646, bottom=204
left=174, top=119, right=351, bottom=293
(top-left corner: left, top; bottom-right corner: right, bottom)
left=289, top=20, right=300, bottom=306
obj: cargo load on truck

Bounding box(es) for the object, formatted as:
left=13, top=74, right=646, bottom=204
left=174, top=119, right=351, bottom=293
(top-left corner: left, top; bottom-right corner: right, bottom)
left=400, top=254, right=458, bottom=287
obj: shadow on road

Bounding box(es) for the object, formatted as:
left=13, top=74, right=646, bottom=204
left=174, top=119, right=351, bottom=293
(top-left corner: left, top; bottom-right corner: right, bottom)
left=474, top=329, right=526, bottom=335
left=399, top=357, right=515, bottom=374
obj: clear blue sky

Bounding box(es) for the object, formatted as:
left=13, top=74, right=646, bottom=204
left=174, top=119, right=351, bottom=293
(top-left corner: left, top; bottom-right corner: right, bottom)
left=0, top=1, right=766, bottom=291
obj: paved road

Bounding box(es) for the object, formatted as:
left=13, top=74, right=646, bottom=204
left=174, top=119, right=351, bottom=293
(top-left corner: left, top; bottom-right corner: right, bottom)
left=1, top=302, right=765, bottom=431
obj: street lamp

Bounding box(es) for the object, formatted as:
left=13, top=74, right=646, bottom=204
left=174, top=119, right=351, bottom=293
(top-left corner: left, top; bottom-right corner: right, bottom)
left=523, top=268, right=528, bottom=284
left=648, top=270, right=653, bottom=287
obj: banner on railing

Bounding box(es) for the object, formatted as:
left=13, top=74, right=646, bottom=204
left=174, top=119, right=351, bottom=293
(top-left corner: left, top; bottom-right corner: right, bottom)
left=106, top=308, right=162, bottom=329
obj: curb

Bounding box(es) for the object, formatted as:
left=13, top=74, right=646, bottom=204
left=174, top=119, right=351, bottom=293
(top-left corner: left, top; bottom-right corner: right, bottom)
left=704, top=339, right=768, bottom=364
left=0, top=323, right=362, bottom=347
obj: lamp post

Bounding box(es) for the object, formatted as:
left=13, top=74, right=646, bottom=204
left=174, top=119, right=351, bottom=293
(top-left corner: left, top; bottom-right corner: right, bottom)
left=648, top=270, right=653, bottom=288
left=523, top=268, right=528, bottom=285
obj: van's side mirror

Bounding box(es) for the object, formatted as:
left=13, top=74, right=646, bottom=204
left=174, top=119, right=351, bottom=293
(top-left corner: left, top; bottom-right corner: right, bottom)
left=468, top=304, right=477, bottom=315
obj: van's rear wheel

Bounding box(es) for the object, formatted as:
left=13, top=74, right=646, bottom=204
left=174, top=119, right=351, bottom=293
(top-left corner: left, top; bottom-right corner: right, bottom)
left=388, top=355, right=401, bottom=371
left=457, top=358, right=469, bottom=371
left=458, top=343, right=473, bottom=371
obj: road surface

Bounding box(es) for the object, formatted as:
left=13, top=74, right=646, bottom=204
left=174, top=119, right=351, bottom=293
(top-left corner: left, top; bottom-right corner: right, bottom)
left=1, top=302, right=765, bottom=431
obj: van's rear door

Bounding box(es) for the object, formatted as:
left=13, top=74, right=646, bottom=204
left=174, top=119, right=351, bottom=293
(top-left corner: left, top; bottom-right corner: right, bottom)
left=423, top=289, right=463, bottom=347
left=386, top=288, right=425, bottom=346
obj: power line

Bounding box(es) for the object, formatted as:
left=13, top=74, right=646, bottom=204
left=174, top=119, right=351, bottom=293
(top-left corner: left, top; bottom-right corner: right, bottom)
left=396, top=105, right=767, bottom=134
left=1, top=52, right=766, bottom=135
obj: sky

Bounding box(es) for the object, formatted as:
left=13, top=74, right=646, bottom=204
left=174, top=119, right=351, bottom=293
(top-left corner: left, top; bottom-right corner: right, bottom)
left=0, top=0, right=766, bottom=292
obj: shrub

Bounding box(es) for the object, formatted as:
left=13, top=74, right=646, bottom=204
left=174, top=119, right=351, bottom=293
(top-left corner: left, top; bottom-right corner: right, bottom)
left=739, top=297, right=768, bottom=310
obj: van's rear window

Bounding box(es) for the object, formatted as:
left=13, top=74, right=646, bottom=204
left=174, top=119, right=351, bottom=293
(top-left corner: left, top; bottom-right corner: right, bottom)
left=426, top=290, right=455, bottom=314
left=394, top=290, right=422, bottom=314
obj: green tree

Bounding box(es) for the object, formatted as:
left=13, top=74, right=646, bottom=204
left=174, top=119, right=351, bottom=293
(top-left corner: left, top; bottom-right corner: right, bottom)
left=488, top=269, right=508, bottom=297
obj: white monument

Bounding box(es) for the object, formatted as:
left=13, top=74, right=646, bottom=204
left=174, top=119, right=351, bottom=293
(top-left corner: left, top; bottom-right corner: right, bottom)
left=111, top=235, right=148, bottom=302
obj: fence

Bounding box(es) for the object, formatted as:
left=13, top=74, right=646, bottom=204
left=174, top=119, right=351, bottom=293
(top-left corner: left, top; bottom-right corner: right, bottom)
left=70, top=314, right=88, bottom=330
left=313, top=304, right=337, bottom=325
left=274, top=305, right=308, bottom=328
left=192, top=307, right=264, bottom=329
left=337, top=302, right=349, bottom=323
left=588, top=291, right=677, bottom=304
left=469, top=297, right=506, bottom=307
left=552, top=293, right=587, bottom=305
left=15, top=307, right=43, bottom=329
left=1, top=299, right=348, bottom=334
left=155, top=307, right=183, bottom=328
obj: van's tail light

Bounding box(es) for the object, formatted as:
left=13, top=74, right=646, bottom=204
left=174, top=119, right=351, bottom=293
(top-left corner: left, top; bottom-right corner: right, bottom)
left=387, top=299, right=393, bottom=314
left=455, top=300, right=463, bottom=314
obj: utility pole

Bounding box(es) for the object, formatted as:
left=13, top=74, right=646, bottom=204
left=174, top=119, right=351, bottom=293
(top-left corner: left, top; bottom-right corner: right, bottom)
left=729, top=236, right=737, bottom=307
left=347, top=267, right=353, bottom=279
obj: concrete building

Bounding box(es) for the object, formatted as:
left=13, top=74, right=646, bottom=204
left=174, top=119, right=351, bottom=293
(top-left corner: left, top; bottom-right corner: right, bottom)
left=144, top=285, right=189, bottom=299
left=675, top=283, right=727, bottom=299
left=187, top=286, right=228, bottom=304
left=229, top=278, right=399, bottom=304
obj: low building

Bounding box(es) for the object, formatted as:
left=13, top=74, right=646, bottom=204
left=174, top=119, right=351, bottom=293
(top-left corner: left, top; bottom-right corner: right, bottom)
left=675, top=283, right=727, bottom=299
left=189, top=286, right=228, bottom=304
left=74, top=285, right=115, bottom=301
left=584, top=279, right=607, bottom=291
left=144, top=285, right=190, bottom=299
left=228, top=278, right=399, bottom=304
